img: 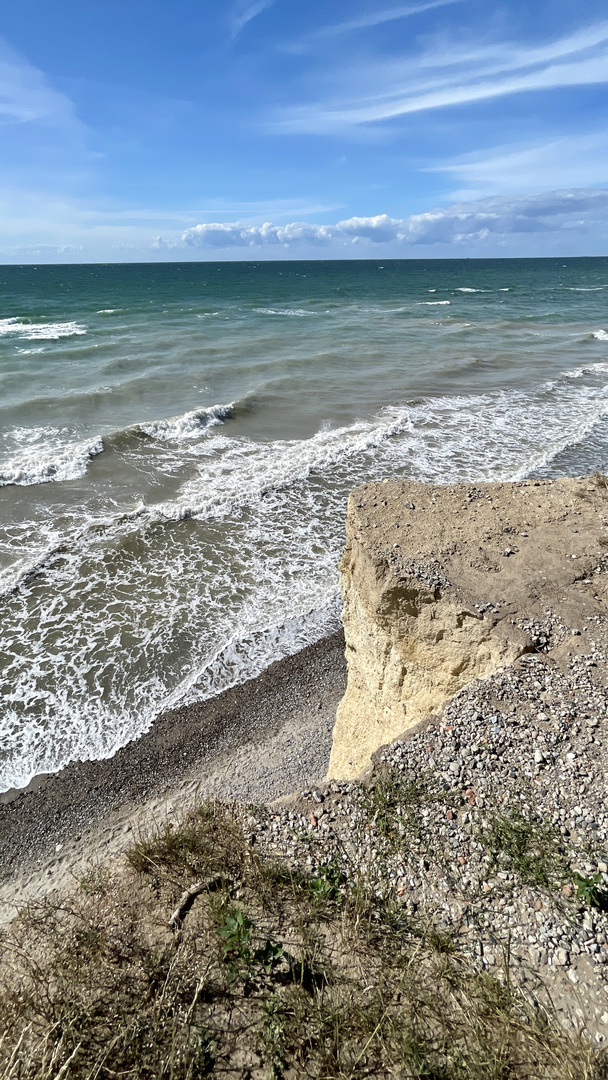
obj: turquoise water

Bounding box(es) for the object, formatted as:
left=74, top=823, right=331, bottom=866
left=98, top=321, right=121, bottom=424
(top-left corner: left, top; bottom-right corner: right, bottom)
left=1, top=257, right=608, bottom=791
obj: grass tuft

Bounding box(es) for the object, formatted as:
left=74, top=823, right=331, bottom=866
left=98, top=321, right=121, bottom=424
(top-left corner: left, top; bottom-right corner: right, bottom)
left=478, top=808, right=568, bottom=890
left=1, top=797, right=606, bottom=1078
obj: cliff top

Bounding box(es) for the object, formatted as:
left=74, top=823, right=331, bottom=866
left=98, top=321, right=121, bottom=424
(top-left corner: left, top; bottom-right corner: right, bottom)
left=348, top=475, right=608, bottom=625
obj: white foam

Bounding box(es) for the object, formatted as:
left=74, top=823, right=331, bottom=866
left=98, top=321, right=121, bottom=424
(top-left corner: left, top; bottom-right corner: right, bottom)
left=157, top=410, right=414, bottom=523
left=254, top=307, right=316, bottom=317
left=593, top=330, right=608, bottom=340
left=96, top=309, right=118, bottom=313
left=0, top=429, right=103, bottom=488
left=562, top=360, right=608, bottom=379
left=4, top=360, right=608, bottom=792
left=455, top=288, right=481, bottom=293
left=138, top=402, right=233, bottom=441
left=0, top=318, right=86, bottom=340
left=419, top=300, right=451, bottom=306
left=173, top=599, right=342, bottom=710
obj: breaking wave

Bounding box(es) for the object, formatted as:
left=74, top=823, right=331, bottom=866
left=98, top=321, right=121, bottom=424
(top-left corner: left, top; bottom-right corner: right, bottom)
left=0, top=430, right=104, bottom=488
left=254, top=307, right=317, bottom=317
left=0, top=318, right=86, bottom=340
left=3, top=355, right=608, bottom=790
left=138, top=403, right=234, bottom=441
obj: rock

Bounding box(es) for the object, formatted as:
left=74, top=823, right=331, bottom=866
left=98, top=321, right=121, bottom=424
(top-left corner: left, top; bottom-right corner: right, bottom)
left=328, top=477, right=603, bottom=778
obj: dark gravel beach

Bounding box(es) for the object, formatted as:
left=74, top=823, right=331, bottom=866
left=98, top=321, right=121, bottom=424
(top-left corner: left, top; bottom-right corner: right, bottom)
left=0, top=631, right=346, bottom=913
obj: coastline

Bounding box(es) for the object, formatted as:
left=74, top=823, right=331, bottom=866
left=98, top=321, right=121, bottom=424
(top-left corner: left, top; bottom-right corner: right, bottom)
left=4, top=473, right=608, bottom=1054
left=0, top=630, right=346, bottom=914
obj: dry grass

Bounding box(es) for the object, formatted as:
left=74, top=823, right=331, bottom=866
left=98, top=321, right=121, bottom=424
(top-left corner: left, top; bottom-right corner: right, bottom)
left=0, top=800, right=606, bottom=1079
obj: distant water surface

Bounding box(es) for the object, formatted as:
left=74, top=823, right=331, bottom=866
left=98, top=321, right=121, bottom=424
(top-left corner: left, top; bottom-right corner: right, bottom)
left=1, top=257, right=608, bottom=791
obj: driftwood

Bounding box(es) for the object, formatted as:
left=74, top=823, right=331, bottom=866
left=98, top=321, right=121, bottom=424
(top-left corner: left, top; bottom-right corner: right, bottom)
left=168, top=874, right=225, bottom=930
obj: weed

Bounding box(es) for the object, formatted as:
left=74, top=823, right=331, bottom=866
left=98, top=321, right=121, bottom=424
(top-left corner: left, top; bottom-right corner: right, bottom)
left=216, top=904, right=253, bottom=962
left=253, top=938, right=285, bottom=974
left=1, top=796, right=606, bottom=1079
left=573, top=872, right=608, bottom=911
left=593, top=472, right=608, bottom=490
left=478, top=809, right=567, bottom=890
left=255, top=858, right=344, bottom=922
left=215, top=903, right=285, bottom=985
left=127, top=800, right=247, bottom=885
left=77, top=866, right=111, bottom=897
left=359, top=772, right=433, bottom=851
left=308, top=862, right=345, bottom=903
left=259, top=994, right=287, bottom=1079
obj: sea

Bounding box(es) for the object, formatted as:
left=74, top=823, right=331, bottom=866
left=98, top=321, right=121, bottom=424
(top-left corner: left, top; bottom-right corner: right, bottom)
left=1, top=257, right=608, bottom=794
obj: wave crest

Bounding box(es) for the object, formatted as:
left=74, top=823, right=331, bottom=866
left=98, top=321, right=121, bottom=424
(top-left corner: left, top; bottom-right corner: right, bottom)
left=0, top=319, right=86, bottom=340
left=138, top=403, right=234, bottom=441
left=0, top=431, right=103, bottom=488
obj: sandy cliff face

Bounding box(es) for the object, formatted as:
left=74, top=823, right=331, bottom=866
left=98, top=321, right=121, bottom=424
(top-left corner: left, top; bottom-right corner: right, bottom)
left=328, top=477, right=608, bottom=778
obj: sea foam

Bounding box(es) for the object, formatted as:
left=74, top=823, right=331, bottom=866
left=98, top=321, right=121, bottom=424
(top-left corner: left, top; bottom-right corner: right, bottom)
left=0, top=319, right=86, bottom=340
left=0, top=430, right=104, bottom=488
left=254, top=307, right=316, bottom=317
left=138, top=403, right=233, bottom=440
left=3, top=361, right=608, bottom=792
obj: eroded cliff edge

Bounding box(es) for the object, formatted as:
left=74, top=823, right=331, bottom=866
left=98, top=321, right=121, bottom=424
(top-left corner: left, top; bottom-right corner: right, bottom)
left=329, top=476, right=608, bottom=778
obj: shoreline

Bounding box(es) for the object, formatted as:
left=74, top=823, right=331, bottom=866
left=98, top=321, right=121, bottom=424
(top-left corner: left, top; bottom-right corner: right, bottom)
left=0, top=630, right=346, bottom=913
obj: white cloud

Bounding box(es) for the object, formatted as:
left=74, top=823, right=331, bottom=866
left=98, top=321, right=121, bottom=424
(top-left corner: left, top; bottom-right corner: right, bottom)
left=0, top=37, right=81, bottom=128
left=229, top=0, right=276, bottom=39
left=311, top=0, right=462, bottom=38
left=171, top=189, right=608, bottom=251
left=435, top=132, right=608, bottom=200
left=271, top=21, right=608, bottom=132
left=178, top=220, right=336, bottom=247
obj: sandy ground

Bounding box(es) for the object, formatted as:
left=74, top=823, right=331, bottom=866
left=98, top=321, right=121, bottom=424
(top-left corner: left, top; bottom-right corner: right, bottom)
left=0, top=632, right=346, bottom=920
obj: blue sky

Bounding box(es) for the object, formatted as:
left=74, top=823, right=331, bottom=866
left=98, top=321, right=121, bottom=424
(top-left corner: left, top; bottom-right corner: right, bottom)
left=1, top=0, right=607, bottom=261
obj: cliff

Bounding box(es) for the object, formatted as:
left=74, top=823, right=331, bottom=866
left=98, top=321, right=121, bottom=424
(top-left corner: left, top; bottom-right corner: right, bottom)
left=329, top=475, right=608, bottom=778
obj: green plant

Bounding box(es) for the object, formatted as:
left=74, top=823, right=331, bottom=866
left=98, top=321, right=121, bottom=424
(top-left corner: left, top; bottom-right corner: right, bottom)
left=359, top=772, right=432, bottom=851
left=308, top=862, right=345, bottom=902
left=573, top=872, right=608, bottom=911
left=259, top=994, right=287, bottom=1079
left=217, top=905, right=253, bottom=962
left=253, top=939, right=284, bottom=974
left=478, top=809, right=567, bottom=890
